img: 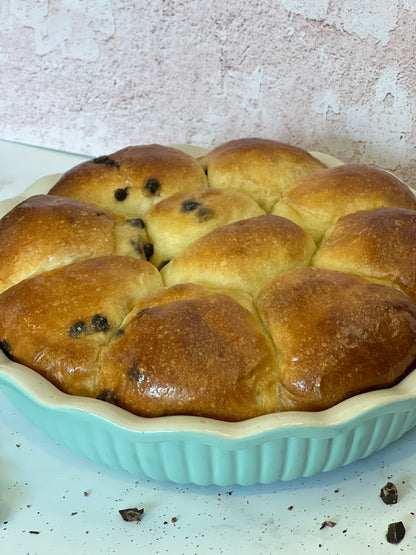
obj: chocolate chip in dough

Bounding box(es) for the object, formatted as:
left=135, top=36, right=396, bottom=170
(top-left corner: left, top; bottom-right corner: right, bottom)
left=126, top=218, right=145, bottom=228
left=197, top=205, right=214, bottom=221
left=114, top=188, right=128, bottom=201
left=144, top=178, right=161, bottom=195
left=386, top=521, right=405, bottom=544
left=143, top=242, right=154, bottom=260
left=0, top=339, right=13, bottom=360
left=119, top=508, right=144, bottom=522
left=180, top=199, right=201, bottom=213
left=91, top=314, right=110, bottom=332
left=128, top=364, right=146, bottom=384
left=96, top=389, right=119, bottom=405
left=68, top=321, right=88, bottom=338
left=380, top=482, right=398, bottom=505
left=92, top=155, right=120, bottom=168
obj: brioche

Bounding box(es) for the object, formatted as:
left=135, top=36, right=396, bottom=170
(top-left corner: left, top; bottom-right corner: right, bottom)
left=49, top=144, right=208, bottom=218
left=312, top=207, right=416, bottom=302
left=199, top=138, right=326, bottom=211
left=0, top=194, right=151, bottom=293
left=0, top=138, right=416, bottom=420
left=144, top=187, right=264, bottom=268
left=272, top=164, right=416, bottom=242
left=0, top=256, right=163, bottom=397
left=256, top=267, right=416, bottom=411
left=161, top=214, right=316, bottom=295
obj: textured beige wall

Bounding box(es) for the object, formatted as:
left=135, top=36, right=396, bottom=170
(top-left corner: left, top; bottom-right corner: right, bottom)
left=1, top=1, right=416, bottom=186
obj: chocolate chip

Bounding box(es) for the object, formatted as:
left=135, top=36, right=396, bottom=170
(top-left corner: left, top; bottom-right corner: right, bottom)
left=386, top=521, right=405, bottom=544
left=128, top=364, right=145, bottom=384
left=92, top=156, right=120, bottom=168
left=144, top=178, right=160, bottom=195
left=119, top=508, right=144, bottom=522
left=0, top=339, right=13, bottom=360
left=143, top=243, right=154, bottom=260
left=181, top=199, right=201, bottom=212
left=197, top=206, right=214, bottom=221
left=91, top=314, right=110, bottom=332
left=126, top=218, right=145, bottom=228
left=68, top=321, right=88, bottom=338
left=96, top=390, right=119, bottom=405
left=114, top=188, right=128, bottom=201
left=136, top=308, right=151, bottom=318
left=380, top=482, right=398, bottom=505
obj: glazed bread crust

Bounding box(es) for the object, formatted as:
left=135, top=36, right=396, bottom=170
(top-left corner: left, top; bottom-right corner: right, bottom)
left=256, top=267, right=416, bottom=411
left=101, top=283, right=279, bottom=421
left=312, top=207, right=416, bottom=302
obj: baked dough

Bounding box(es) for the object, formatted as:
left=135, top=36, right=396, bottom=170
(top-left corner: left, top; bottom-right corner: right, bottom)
left=256, top=267, right=416, bottom=411
left=312, top=207, right=416, bottom=302
left=272, top=164, right=416, bottom=242
left=49, top=144, right=208, bottom=218
left=199, top=138, right=326, bottom=211
left=0, top=194, right=150, bottom=293
left=144, top=187, right=264, bottom=268
left=0, top=139, right=416, bottom=420
left=162, top=214, right=316, bottom=295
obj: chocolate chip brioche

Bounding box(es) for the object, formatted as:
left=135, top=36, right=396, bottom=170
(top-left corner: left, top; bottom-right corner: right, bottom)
left=0, top=194, right=151, bottom=293
left=0, top=138, right=416, bottom=420
left=49, top=144, right=208, bottom=218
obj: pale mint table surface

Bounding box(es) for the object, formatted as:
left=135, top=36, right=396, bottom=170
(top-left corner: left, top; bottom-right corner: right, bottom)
left=0, top=139, right=416, bottom=555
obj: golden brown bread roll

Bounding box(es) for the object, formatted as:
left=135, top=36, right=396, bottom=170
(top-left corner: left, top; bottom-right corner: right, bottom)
left=312, top=207, right=416, bottom=302
left=0, top=194, right=151, bottom=293
left=272, top=164, right=416, bottom=242
left=199, top=138, right=326, bottom=212
left=144, top=187, right=264, bottom=268
left=161, top=214, right=316, bottom=296
left=100, top=283, right=279, bottom=421
left=0, top=256, right=163, bottom=398
left=49, top=144, right=208, bottom=218
left=256, top=267, right=416, bottom=411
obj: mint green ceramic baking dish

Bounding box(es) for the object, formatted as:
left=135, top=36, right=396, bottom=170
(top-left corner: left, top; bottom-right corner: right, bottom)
left=1, top=356, right=416, bottom=486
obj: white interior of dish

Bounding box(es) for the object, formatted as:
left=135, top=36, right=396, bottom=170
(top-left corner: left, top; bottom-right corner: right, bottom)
left=1, top=147, right=415, bottom=439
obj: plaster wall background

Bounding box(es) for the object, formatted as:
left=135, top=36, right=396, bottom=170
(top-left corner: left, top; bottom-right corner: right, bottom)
left=1, top=1, right=416, bottom=186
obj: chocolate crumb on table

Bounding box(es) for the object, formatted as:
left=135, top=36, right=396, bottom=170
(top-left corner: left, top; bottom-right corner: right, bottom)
left=119, top=507, right=144, bottom=522
left=380, top=481, right=398, bottom=505
left=320, top=520, right=336, bottom=529
left=386, top=521, right=406, bottom=544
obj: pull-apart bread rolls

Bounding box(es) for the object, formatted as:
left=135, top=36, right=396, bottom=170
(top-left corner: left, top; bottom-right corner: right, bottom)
left=1, top=138, right=416, bottom=420
left=0, top=256, right=163, bottom=398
